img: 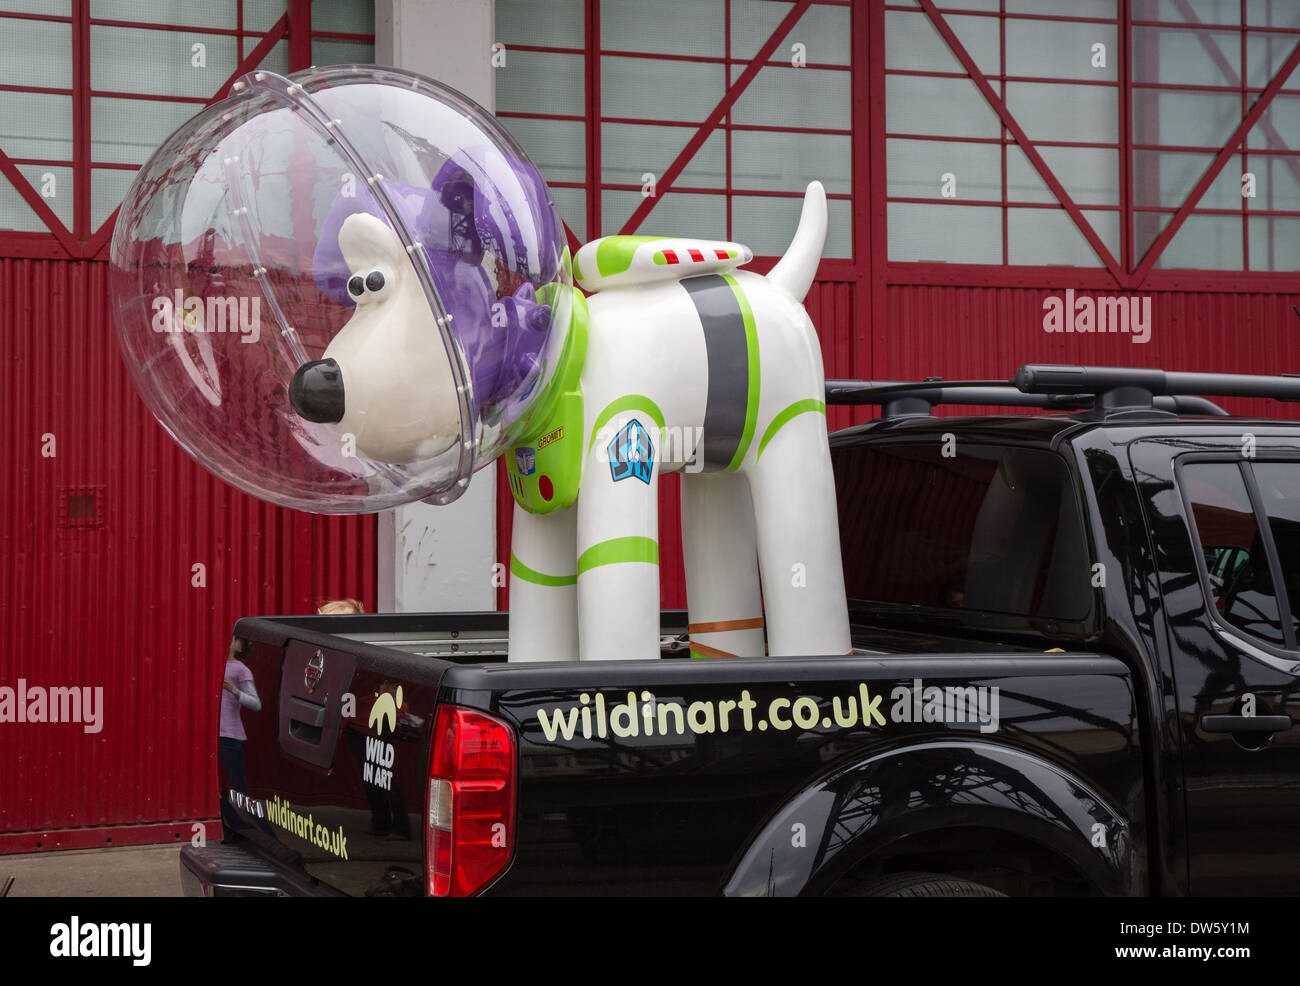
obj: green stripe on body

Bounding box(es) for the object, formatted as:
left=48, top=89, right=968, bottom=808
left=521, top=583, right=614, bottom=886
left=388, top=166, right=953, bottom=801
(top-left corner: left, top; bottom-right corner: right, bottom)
left=757, top=399, right=827, bottom=459
left=576, top=536, right=659, bottom=575
left=720, top=274, right=760, bottom=471
left=510, top=552, right=577, bottom=587
left=588, top=394, right=666, bottom=453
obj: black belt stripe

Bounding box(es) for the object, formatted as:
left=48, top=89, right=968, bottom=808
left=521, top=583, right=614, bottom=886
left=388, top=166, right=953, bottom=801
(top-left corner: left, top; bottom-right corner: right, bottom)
left=680, top=274, right=748, bottom=471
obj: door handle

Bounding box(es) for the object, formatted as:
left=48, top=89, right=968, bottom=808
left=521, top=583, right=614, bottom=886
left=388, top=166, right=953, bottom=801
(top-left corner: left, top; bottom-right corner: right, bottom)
left=287, top=696, right=326, bottom=728
left=1200, top=714, right=1293, bottom=734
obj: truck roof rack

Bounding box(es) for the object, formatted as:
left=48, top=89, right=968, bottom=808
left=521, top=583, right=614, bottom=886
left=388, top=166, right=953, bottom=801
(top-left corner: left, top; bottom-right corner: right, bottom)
left=826, top=364, right=1300, bottom=421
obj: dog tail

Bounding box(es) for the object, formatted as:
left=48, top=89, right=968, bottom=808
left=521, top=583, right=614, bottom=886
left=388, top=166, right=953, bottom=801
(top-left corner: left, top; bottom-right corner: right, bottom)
left=767, top=181, right=826, bottom=303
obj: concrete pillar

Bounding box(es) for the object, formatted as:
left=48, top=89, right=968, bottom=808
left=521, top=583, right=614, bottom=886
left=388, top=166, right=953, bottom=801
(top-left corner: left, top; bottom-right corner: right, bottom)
left=374, top=0, right=498, bottom=613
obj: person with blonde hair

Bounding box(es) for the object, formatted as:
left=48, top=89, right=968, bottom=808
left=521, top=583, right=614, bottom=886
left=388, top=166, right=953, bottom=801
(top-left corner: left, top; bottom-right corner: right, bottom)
left=318, top=598, right=365, bottom=615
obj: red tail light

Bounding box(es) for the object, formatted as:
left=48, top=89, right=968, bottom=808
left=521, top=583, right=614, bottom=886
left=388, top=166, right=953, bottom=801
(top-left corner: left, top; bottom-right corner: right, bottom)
left=426, top=705, right=517, bottom=897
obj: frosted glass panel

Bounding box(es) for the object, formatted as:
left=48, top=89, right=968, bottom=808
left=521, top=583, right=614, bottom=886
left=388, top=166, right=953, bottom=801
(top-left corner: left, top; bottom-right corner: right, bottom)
left=495, top=0, right=582, bottom=48
left=310, top=0, right=374, bottom=34
left=1132, top=152, right=1243, bottom=209
left=243, top=0, right=287, bottom=32
left=550, top=184, right=586, bottom=243
left=1132, top=89, right=1242, bottom=148
left=91, top=27, right=237, bottom=97
left=92, top=167, right=137, bottom=229
left=1006, top=145, right=1119, bottom=206
left=732, top=192, right=851, bottom=258
left=888, top=202, right=1001, bottom=263
left=1007, top=207, right=1113, bottom=266
left=1133, top=28, right=1240, bottom=86
left=0, top=92, right=73, bottom=159
left=602, top=0, right=722, bottom=57
left=0, top=177, right=45, bottom=232
left=601, top=190, right=725, bottom=240
left=1088, top=210, right=1122, bottom=267
left=1133, top=210, right=1172, bottom=261
left=1251, top=155, right=1300, bottom=211
left=499, top=51, right=584, bottom=116
left=502, top=117, right=585, bottom=184
left=311, top=38, right=374, bottom=65
left=92, top=97, right=200, bottom=165
left=602, top=124, right=723, bottom=188
left=1005, top=20, right=1117, bottom=82
left=731, top=130, right=851, bottom=195
left=90, top=0, right=237, bottom=29
left=1251, top=97, right=1300, bottom=149
left=1247, top=0, right=1300, bottom=28
left=1249, top=215, right=1300, bottom=270
left=602, top=56, right=722, bottom=121
left=1006, top=82, right=1116, bottom=143
left=1156, top=213, right=1244, bottom=268
left=888, top=76, right=1002, bottom=138
left=731, top=66, right=850, bottom=131
left=885, top=10, right=1000, bottom=75
left=251, top=38, right=290, bottom=74
left=0, top=17, right=72, bottom=88
left=887, top=138, right=1001, bottom=200
left=730, top=0, right=851, bottom=65
left=15, top=164, right=73, bottom=229
left=1132, top=0, right=1240, bottom=22
left=1245, top=34, right=1300, bottom=88
left=1007, top=0, right=1115, bottom=13
left=0, top=0, right=70, bottom=13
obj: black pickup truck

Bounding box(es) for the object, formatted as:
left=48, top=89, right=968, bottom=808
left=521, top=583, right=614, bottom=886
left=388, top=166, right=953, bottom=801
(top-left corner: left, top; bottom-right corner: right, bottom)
left=181, top=364, right=1300, bottom=897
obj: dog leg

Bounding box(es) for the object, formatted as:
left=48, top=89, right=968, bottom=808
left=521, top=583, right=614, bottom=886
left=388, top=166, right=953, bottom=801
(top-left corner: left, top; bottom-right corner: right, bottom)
left=507, top=501, right=579, bottom=662
left=576, top=414, right=661, bottom=661
left=681, top=471, right=765, bottom=658
left=745, top=407, right=851, bottom=657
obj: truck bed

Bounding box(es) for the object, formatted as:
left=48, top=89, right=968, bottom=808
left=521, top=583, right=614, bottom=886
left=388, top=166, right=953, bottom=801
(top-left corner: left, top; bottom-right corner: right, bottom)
left=191, top=609, right=1141, bottom=897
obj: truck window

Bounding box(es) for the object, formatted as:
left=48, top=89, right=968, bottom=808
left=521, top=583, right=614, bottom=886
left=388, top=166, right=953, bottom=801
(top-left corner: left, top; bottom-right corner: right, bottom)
left=1248, top=462, right=1300, bottom=643
left=1182, top=461, right=1288, bottom=647
left=834, top=442, right=1090, bottom=620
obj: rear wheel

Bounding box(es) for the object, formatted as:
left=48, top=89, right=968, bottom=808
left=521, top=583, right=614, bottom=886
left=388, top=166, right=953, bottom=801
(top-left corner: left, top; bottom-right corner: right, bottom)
left=851, top=871, right=1005, bottom=897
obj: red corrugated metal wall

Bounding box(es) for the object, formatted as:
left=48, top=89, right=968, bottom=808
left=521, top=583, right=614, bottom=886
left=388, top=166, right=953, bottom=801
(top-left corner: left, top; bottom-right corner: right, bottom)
left=879, top=284, right=1300, bottom=420
left=0, top=258, right=376, bottom=852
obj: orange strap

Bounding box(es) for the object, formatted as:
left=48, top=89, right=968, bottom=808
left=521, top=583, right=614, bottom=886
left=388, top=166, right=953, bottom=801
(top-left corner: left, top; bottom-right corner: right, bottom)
left=687, top=617, right=765, bottom=635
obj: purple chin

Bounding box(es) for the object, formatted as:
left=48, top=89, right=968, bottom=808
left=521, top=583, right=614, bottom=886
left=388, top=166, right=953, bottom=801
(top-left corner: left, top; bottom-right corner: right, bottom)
left=311, top=163, right=554, bottom=430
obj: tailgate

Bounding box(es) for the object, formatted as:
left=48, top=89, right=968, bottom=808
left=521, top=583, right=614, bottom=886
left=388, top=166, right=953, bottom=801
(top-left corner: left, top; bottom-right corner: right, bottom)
left=218, top=616, right=454, bottom=896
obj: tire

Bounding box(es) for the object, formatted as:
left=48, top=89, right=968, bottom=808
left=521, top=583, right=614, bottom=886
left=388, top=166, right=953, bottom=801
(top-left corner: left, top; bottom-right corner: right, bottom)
left=852, top=871, right=1005, bottom=897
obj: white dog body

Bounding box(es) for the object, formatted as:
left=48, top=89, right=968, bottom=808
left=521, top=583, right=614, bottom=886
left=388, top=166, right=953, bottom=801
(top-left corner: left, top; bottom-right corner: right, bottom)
left=508, top=182, right=851, bottom=662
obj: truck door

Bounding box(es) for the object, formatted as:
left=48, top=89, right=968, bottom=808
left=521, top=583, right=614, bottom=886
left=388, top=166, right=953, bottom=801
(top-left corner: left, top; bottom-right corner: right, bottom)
left=1131, top=437, right=1300, bottom=895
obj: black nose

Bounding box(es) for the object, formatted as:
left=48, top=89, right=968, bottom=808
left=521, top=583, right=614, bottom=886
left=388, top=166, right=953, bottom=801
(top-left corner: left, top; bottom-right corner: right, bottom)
left=289, top=358, right=345, bottom=424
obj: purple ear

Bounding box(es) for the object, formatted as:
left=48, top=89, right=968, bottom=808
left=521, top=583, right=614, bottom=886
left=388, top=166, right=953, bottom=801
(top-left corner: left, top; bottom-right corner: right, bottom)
left=432, top=147, right=563, bottom=284
left=310, top=160, right=556, bottom=419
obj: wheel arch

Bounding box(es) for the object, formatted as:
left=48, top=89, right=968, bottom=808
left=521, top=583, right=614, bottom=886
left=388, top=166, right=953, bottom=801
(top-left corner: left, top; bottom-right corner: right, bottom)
left=720, top=740, right=1141, bottom=897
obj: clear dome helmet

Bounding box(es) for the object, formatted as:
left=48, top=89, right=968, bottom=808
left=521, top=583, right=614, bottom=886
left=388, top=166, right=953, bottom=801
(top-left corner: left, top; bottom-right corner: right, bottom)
left=109, top=64, right=573, bottom=513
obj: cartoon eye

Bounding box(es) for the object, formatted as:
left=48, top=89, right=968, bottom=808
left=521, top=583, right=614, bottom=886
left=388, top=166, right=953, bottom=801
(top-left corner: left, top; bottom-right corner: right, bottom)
left=365, top=269, right=386, bottom=292
left=348, top=275, right=365, bottom=297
